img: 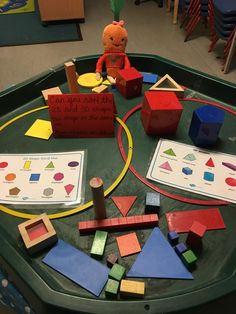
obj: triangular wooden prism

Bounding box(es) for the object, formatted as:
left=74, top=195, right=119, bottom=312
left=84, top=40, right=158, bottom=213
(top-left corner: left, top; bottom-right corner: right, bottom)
left=111, top=196, right=137, bottom=216
left=149, top=74, right=184, bottom=97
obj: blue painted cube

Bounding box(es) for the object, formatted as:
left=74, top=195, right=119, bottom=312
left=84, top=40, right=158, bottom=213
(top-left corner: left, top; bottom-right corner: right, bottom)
left=167, top=230, right=179, bottom=245
left=188, top=105, right=225, bottom=147
left=174, top=242, right=187, bottom=256
left=182, top=167, right=193, bottom=175
left=145, top=192, right=160, bottom=214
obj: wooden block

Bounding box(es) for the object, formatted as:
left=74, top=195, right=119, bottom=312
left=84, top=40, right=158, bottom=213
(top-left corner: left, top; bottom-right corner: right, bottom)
left=174, top=242, right=187, bottom=257
left=188, top=105, right=225, bottom=147
left=141, top=91, right=183, bottom=135
left=181, top=250, right=197, bottom=270
left=41, top=86, right=62, bottom=104
left=120, top=279, right=145, bottom=298
left=92, top=84, right=108, bottom=93
left=78, top=214, right=159, bottom=234
left=18, top=213, right=57, bottom=255
left=149, top=74, right=184, bottom=98
left=167, top=230, right=179, bottom=246
left=105, top=278, right=119, bottom=298
left=64, top=61, right=79, bottom=94
left=116, top=67, right=143, bottom=98
left=109, top=263, right=126, bottom=281
left=106, top=253, right=118, bottom=267
left=90, top=177, right=106, bottom=219
left=145, top=192, right=160, bottom=214
left=186, top=221, right=206, bottom=249
left=90, top=230, right=108, bottom=258
left=116, top=232, right=141, bottom=257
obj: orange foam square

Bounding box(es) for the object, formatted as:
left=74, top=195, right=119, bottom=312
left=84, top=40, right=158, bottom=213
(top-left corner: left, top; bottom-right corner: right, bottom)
left=116, top=232, right=141, bottom=257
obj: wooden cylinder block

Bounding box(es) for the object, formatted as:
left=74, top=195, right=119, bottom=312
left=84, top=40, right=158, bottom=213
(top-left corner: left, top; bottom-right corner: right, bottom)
left=89, top=177, right=106, bottom=219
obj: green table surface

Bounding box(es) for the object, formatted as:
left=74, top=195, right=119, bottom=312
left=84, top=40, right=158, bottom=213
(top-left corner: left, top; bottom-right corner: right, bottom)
left=0, top=54, right=236, bottom=314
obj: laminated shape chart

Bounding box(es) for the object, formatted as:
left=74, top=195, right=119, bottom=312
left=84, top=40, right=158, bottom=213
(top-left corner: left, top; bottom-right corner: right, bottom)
left=0, top=151, right=85, bottom=205
left=146, top=139, right=236, bottom=203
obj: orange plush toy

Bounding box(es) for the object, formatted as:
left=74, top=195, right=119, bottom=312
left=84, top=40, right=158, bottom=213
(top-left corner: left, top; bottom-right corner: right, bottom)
left=95, top=20, right=130, bottom=84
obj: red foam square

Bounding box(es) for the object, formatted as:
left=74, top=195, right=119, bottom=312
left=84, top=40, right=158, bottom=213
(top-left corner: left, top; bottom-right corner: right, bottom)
left=116, top=232, right=141, bottom=257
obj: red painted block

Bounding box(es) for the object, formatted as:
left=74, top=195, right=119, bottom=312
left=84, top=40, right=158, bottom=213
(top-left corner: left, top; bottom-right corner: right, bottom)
left=78, top=214, right=158, bottom=234
left=186, top=221, right=206, bottom=249
left=141, top=91, right=183, bottom=135
left=116, top=67, right=143, bottom=98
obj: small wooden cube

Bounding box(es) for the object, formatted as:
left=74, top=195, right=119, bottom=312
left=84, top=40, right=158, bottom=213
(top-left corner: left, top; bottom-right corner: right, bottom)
left=167, top=230, right=179, bottom=246
left=120, top=279, right=145, bottom=298
left=106, top=253, right=118, bottom=268
left=105, top=278, right=119, bottom=298
left=181, top=250, right=197, bottom=270
left=18, top=213, right=57, bottom=255
left=90, top=230, right=108, bottom=258
left=116, top=67, right=143, bottom=99
left=186, top=221, right=206, bottom=249
left=174, top=242, right=187, bottom=257
left=109, top=263, right=126, bottom=281
left=145, top=192, right=160, bottom=214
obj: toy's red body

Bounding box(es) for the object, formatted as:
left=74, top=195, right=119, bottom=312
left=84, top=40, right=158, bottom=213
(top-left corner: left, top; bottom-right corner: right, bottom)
left=96, top=52, right=130, bottom=78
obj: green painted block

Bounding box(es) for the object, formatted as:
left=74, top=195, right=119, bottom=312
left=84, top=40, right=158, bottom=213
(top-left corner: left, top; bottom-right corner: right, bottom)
left=181, top=250, right=197, bottom=268
left=109, top=263, right=126, bottom=281
left=105, top=278, right=119, bottom=297
left=90, top=230, right=108, bottom=257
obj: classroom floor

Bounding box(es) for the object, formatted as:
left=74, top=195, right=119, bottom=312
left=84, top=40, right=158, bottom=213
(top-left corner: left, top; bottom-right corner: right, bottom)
left=0, top=0, right=236, bottom=92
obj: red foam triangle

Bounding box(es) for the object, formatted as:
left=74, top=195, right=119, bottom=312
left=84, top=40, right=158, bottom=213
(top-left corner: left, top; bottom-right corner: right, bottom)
left=111, top=196, right=137, bottom=216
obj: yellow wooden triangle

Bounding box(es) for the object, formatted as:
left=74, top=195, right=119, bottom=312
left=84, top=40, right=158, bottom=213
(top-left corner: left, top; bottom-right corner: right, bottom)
left=149, top=74, right=184, bottom=97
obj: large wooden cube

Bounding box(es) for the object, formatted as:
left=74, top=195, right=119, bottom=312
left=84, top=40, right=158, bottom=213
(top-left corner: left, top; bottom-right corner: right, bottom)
left=141, top=91, right=183, bottom=135
left=116, top=67, right=143, bottom=98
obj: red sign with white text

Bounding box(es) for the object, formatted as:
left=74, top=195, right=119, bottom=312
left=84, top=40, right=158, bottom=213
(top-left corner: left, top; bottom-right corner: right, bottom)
left=48, top=93, right=115, bottom=138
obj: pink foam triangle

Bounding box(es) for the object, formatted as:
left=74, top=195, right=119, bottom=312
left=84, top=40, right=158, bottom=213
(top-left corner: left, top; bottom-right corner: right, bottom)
left=111, top=196, right=137, bottom=216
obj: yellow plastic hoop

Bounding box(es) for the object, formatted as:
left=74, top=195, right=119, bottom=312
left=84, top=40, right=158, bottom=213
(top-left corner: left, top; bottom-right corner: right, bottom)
left=0, top=107, right=133, bottom=219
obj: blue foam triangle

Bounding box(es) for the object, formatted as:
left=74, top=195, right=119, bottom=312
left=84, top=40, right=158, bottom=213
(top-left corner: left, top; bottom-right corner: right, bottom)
left=127, top=228, right=193, bottom=280
left=43, top=239, right=109, bottom=296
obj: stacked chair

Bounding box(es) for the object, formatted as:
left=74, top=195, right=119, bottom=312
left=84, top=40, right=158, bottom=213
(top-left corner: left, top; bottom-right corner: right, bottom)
left=180, top=0, right=210, bottom=42
left=208, top=0, right=236, bottom=73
